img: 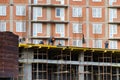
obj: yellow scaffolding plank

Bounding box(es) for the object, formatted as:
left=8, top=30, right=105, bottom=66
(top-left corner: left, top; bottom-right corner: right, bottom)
left=19, top=43, right=120, bottom=54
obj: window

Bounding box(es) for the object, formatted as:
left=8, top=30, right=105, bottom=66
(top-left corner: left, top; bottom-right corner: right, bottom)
left=109, top=0, right=116, bottom=5
left=56, top=40, right=65, bottom=46
left=92, top=0, right=101, bottom=2
left=0, top=21, right=6, bottom=31
left=16, top=6, right=26, bottom=16
left=93, top=24, right=102, bottom=34
left=33, top=23, right=42, bottom=36
left=0, top=6, right=6, bottom=16
left=92, top=8, right=102, bottom=18
left=56, top=8, right=64, bottom=17
left=109, top=24, right=117, bottom=38
left=109, top=40, right=117, bottom=49
left=33, top=7, right=42, bottom=20
left=73, top=40, right=82, bottom=47
left=33, top=0, right=38, bottom=4
left=16, top=22, right=26, bottom=32
left=109, top=9, right=117, bottom=22
left=56, top=8, right=60, bottom=17
left=73, top=0, right=82, bottom=1
left=72, top=7, right=82, bottom=17
left=93, top=40, right=102, bottom=48
left=56, top=0, right=65, bottom=4
left=33, top=39, right=42, bottom=44
left=56, top=24, right=65, bottom=37
left=73, top=23, right=82, bottom=33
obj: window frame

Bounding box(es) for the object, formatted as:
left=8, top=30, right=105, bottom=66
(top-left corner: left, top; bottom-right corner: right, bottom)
left=92, top=23, right=102, bottom=34
left=73, top=39, right=82, bottom=47
left=0, top=21, right=6, bottom=31
left=92, top=7, right=102, bottom=18
left=16, top=21, right=26, bottom=32
left=109, top=24, right=117, bottom=38
left=33, top=0, right=38, bottom=4
left=56, top=8, right=61, bottom=17
left=73, top=0, right=82, bottom=1
left=55, top=24, right=65, bottom=33
left=92, top=0, right=102, bottom=2
left=32, top=23, right=42, bottom=37
left=0, top=5, right=6, bottom=16
left=109, top=40, right=117, bottom=49
left=33, top=7, right=42, bottom=20
left=73, top=23, right=82, bottom=33
left=93, top=39, right=102, bottom=48
left=56, top=40, right=65, bottom=46
left=16, top=5, right=26, bottom=16
left=72, top=7, right=82, bottom=17
left=55, top=24, right=65, bottom=37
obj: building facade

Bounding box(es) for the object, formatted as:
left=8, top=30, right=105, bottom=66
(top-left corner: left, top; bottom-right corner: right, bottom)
left=0, top=0, right=120, bottom=49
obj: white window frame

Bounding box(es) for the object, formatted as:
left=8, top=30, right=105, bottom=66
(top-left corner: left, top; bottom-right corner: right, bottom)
left=33, top=39, right=42, bottom=44
left=56, top=8, right=61, bottom=17
left=56, top=0, right=64, bottom=4
left=56, top=8, right=64, bottom=17
left=33, top=7, right=42, bottom=20
left=93, top=40, right=102, bottom=48
left=56, top=40, right=65, bottom=46
left=16, top=5, right=26, bottom=16
left=93, top=24, right=102, bottom=34
left=109, top=24, right=117, bottom=38
left=0, top=5, right=6, bottom=16
left=73, top=39, right=82, bottom=47
left=0, top=21, right=6, bottom=31
left=16, top=21, right=26, bottom=32
left=73, top=0, right=82, bottom=1
left=92, top=0, right=101, bottom=2
left=73, top=23, right=82, bottom=33
left=109, top=9, right=117, bottom=22
left=109, top=0, right=117, bottom=5
left=33, top=23, right=42, bottom=37
left=55, top=24, right=65, bottom=37
left=72, top=7, right=82, bottom=17
left=33, top=0, right=38, bottom=4
left=92, top=8, right=102, bottom=18
left=109, top=40, right=117, bottom=49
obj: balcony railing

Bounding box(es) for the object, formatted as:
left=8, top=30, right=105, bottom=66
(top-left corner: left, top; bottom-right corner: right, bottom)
left=30, top=36, right=69, bottom=40
left=31, top=20, right=69, bottom=24
left=109, top=37, right=120, bottom=40
left=108, top=21, right=120, bottom=24
left=108, top=5, right=120, bottom=8
left=29, top=4, right=68, bottom=8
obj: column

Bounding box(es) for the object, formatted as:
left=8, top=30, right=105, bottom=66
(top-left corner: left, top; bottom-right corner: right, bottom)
left=28, top=0, right=32, bottom=43
left=24, top=64, right=32, bottom=80
left=78, top=52, right=84, bottom=80
left=10, top=0, right=13, bottom=32
left=22, top=49, right=34, bottom=80
left=86, top=0, right=89, bottom=47
left=117, top=68, right=119, bottom=80
left=46, top=6, right=51, bottom=36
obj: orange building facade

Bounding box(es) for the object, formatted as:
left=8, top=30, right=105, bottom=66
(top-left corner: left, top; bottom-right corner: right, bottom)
left=0, top=0, right=120, bottom=49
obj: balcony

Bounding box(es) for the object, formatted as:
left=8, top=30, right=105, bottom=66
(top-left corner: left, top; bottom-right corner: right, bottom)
left=108, top=5, right=120, bottom=8
left=109, top=37, right=120, bottom=40
left=29, top=4, right=68, bottom=8
left=30, top=36, right=69, bottom=40
left=31, top=20, right=69, bottom=24
left=108, top=21, right=120, bottom=24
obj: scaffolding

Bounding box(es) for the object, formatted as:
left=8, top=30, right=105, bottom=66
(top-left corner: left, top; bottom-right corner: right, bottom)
left=19, top=44, right=120, bottom=80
